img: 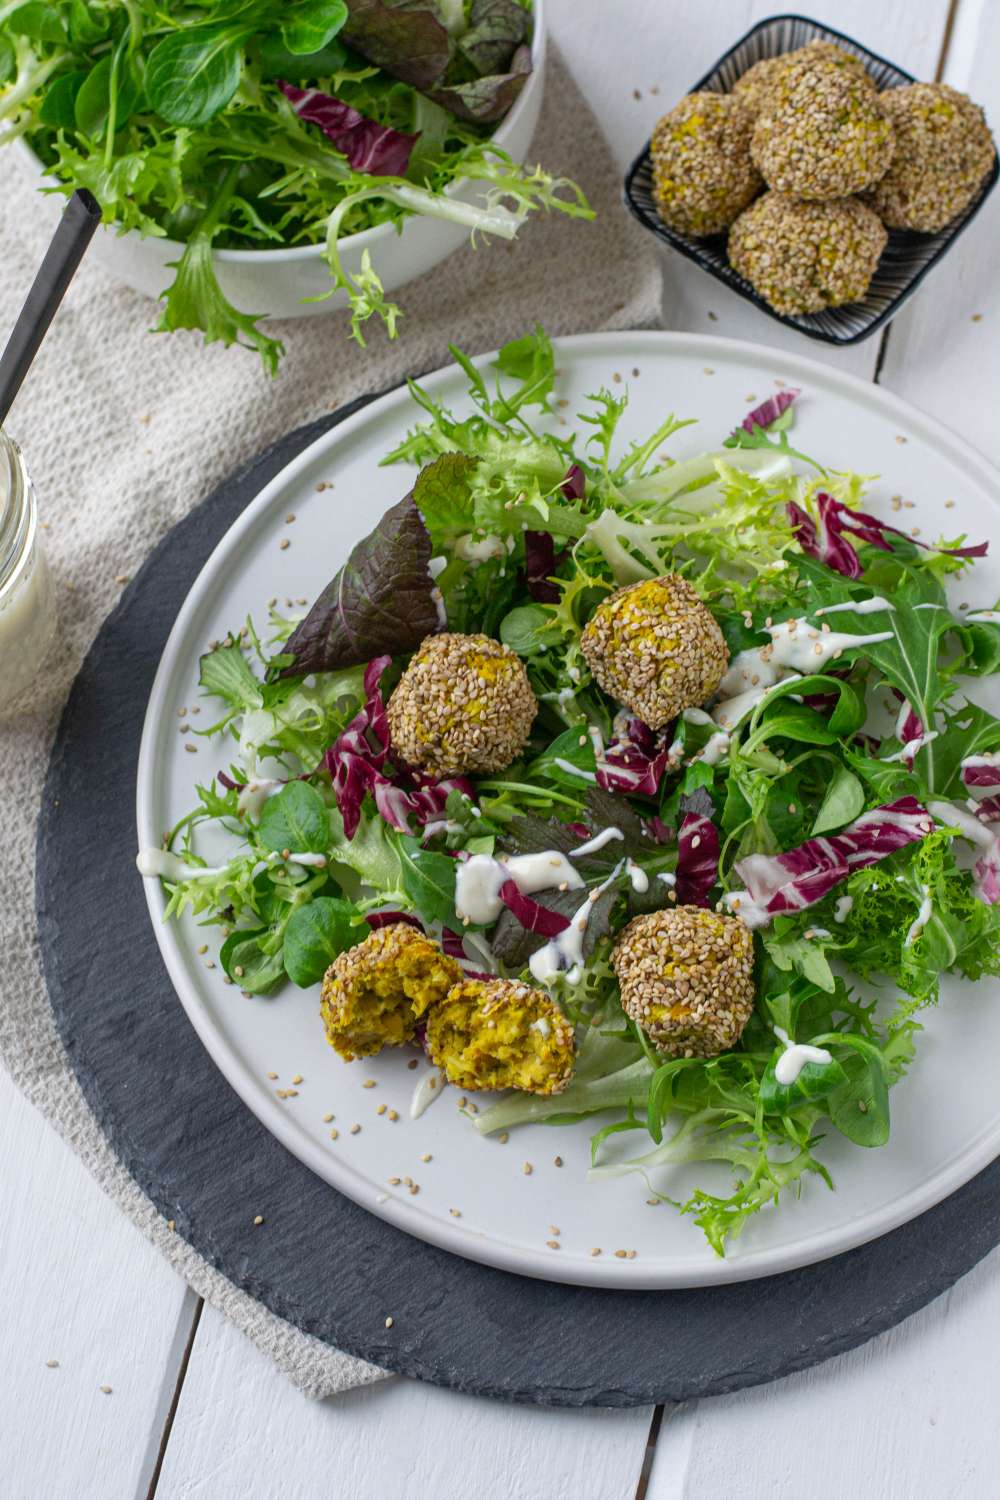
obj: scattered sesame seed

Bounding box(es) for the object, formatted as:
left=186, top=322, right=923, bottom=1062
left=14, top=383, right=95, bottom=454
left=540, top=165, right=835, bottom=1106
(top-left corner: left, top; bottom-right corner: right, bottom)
left=945, top=499, right=955, bottom=509
left=322, top=1112, right=333, bottom=1122
left=420, top=1152, right=432, bottom=1162
left=204, top=960, right=215, bottom=970
left=546, top=1240, right=560, bottom=1250
left=100, top=1386, right=112, bottom=1395
left=329, top=1128, right=339, bottom=1139
left=407, top=1058, right=419, bottom=1070
left=553, top=1156, right=563, bottom=1167
left=234, top=966, right=244, bottom=977
left=549, top=1225, right=560, bottom=1236
left=385, top=1315, right=394, bottom=1328
left=253, top=1214, right=264, bottom=1226
left=286, top=512, right=297, bottom=523
left=590, top=1247, right=602, bottom=1257
left=363, top=1079, right=376, bottom=1089
left=349, top=1123, right=360, bottom=1134
left=279, top=538, right=290, bottom=550
left=387, top=1109, right=398, bottom=1122
left=450, top=1207, right=461, bottom=1218
left=703, top=366, right=715, bottom=376
left=388, top=1176, right=401, bottom=1185
left=498, top=1132, right=509, bottom=1144
left=197, top=944, right=208, bottom=955
left=45, top=1359, right=59, bottom=1368
left=409, top=1183, right=420, bottom=1195
left=614, top=1249, right=627, bottom=1259
left=377, top=1103, right=386, bottom=1116
left=522, top=1162, right=533, bottom=1175
left=458, top=1095, right=467, bottom=1108
left=184, top=742, right=197, bottom=754
left=291, top=1074, right=302, bottom=1085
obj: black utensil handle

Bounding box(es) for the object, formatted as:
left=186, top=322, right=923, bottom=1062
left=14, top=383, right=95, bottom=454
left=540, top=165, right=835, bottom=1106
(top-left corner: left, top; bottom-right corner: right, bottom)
left=0, top=188, right=102, bottom=427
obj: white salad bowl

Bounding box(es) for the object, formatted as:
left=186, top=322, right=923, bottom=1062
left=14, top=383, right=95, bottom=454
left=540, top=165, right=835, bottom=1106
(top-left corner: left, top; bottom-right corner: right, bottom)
left=13, top=1, right=546, bottom=320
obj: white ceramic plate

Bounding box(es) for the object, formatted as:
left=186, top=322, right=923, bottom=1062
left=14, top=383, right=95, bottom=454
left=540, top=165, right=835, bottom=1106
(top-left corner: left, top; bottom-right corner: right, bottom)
left=137, top=331, right=1000, bottom=1289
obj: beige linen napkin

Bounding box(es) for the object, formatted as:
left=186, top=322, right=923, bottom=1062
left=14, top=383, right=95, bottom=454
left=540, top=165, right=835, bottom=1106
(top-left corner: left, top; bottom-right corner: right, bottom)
left=0, top=48, right=662, bottom=1398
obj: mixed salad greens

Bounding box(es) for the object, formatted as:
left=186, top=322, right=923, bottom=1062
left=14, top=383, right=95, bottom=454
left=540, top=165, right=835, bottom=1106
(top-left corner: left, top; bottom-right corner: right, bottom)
left=149, top=328, right=1000, bottom=1255
left=0, top=0, right=589, bottom=372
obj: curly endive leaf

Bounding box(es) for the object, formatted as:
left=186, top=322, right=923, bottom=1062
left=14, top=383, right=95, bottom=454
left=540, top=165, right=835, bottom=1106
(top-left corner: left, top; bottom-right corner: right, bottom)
left=284, top=494, right=440, bottom=674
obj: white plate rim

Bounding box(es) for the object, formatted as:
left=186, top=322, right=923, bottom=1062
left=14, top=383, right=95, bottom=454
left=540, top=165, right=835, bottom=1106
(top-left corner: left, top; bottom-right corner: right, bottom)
left=136, top=328, right=1000, bottom=1289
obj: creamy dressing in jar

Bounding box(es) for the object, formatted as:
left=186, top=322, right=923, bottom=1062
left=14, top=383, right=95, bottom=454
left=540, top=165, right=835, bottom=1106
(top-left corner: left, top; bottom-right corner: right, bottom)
left=0, top=433, right=56, bottom=715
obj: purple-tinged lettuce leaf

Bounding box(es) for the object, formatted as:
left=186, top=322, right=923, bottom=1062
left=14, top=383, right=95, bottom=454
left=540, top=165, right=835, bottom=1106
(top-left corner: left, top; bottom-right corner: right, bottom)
left=341, top=0, right=452, bottom=89
left=280, top=81, right=419, bottom=175
left=458, top=0, right=529, bottom=76
left=739, top=388, right=799, bottom=435
left=524, top=530, right=562, bottom=602
left=429, top=42, right=532, bottom=122
left=284, top=495, right=439, bottom=676
left=735, top=797, right=934, bottom=917
left=560, top=463, right=586, bottom=501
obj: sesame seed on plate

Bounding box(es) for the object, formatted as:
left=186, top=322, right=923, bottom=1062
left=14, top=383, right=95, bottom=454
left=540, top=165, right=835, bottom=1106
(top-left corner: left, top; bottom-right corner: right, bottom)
left=349, top=1123, right=360, bottom=1134
left=279, top=538, right=290, bottom=550
left=385, top=1316, right=394, bottom=1328
left=291, top=1074, right=303, bottom=1085
left=523, top=1162, right=533, bottom=1176
left=253, top=1214, right=264, bottom=1226
left=322, top=1112, right=333, bottom=1122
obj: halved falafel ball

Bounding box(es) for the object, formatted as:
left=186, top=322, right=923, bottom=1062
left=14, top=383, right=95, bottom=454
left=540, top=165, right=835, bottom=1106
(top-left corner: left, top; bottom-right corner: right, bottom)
left=860, top=83, right=996, bottom=232
left=580, top=575, right=728, bottom=730
left=733, top=41, right=870, bottom=120
left=752, top=55, right=894, bottom=199
left=650, top=92, right=761, bottom=237
left=612, top=907, right=755, bottom=1059
left=320, top=924, right=461, bottom=1061
left=386, top=632, right=537, bottom=778
left=425, top=978, right=575, bottom=1095
left=728, top=192, right=887, bottom=315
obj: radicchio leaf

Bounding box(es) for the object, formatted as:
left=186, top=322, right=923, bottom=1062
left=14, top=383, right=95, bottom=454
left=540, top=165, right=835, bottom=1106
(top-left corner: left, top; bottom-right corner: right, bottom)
left=523, top=464, right=582, bottom=601
left=735, top=797, right=933, bottom=917
left=596, top=715, right=670, bottom=797
left=284, top=494, right=439, bottom=676
left=498, top=879, right=572, bottom=937
left=740, top=388, right=799, bottom=434
left=366, top=910, right=424, bottom=931
left=280, top=81, right=418, bottom=175
left=976, top=795, right=1000, bottom=822
left=676, top=810, right=720, bottom=907
left=442, top=927, right=492, bottom=980
left=341, top=0, right=452, bottom=90
left=429, top=41, right=532, bottom=122
left=560, top=463, right=586, bottom=501
left=789, top=492, right=988, bottom=581
left=961, top=752, right=1000, bottom=789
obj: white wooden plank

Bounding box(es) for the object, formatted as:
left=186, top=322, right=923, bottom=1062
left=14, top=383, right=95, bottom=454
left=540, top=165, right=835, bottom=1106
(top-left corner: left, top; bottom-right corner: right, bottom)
left=546, top=0, right=953, bottom=379
left=0, top=1070, right=197, bottom=1500
left=153, top=1301, right=653, bottom=1500
left=647, top=1246, right=1000, bottom=1500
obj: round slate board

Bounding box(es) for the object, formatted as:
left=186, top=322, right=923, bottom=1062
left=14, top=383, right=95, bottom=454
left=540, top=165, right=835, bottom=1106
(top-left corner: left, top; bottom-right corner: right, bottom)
left=36, top=401, right=1000, bottom=1407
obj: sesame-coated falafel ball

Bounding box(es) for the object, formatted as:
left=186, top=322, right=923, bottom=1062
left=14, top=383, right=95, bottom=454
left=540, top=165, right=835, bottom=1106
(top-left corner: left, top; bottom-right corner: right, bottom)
left=425, top=978, right=575, bottom=1095
left=728, top=192, right=887, bottom=315
left=612, top=907, right=755, bottom=1059
left=752, top=55, right=894, bottom=199
left=650, top=92, right=761, bottom=237
left=387, top=632, right=537, bottom=778
left=732, top=41, right=871, bottom=120
left=580, top=575, right=729, bottom=731
left=320, top=924, right=461, bottom=1061
left=861, top=83, right=996, bottom=232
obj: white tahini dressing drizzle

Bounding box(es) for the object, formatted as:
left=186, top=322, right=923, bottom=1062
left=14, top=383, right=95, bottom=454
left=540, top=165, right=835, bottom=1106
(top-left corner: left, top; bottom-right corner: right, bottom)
left=455, top=851, right=584, bottom=926
left=286, top=852, right=327, bottom=868
left=570, top=826, right=624, bottom=858
left=814, top=596, right=895, bottom=618
left=410, top=1068, right=447, bottom=1119
left=904, top=885, right=933, bottom=947
left=711, top=615, right=895, bottom=730
left=237, top=778, right=283, bottom=822
left=136, top=849, right=228, bottom=882
left=965, top=610, right=999, bottom=624
left=529, top=863, right=623, bottom=985
left=721, top=889, right=771, bottom=929
left=773, top=1026, right=833, bottom=1086
left=962, top=752, right=1000, bottom=773
left=625, top=858, right=649, bottom=893
left=833, top=895, right=853, bottom=923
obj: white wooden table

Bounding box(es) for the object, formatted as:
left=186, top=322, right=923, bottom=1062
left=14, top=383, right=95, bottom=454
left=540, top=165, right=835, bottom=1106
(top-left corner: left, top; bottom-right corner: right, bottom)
left=6, top=3, right=1000, bottom=1495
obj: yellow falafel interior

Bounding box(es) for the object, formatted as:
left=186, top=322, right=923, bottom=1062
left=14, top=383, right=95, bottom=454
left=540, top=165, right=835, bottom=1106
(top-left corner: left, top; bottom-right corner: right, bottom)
left=320, top=924, right=461, bottom=1062
left=425, top=978, right=575, bottom=1095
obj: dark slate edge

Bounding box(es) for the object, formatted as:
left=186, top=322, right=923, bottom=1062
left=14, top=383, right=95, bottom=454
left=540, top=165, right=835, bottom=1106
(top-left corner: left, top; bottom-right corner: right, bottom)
left=34, top=397, right=1000, bottom=1408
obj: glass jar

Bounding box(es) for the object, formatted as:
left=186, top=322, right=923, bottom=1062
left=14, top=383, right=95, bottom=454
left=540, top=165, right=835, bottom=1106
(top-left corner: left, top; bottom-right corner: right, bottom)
left=0, top=432, right=56, bottom=716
